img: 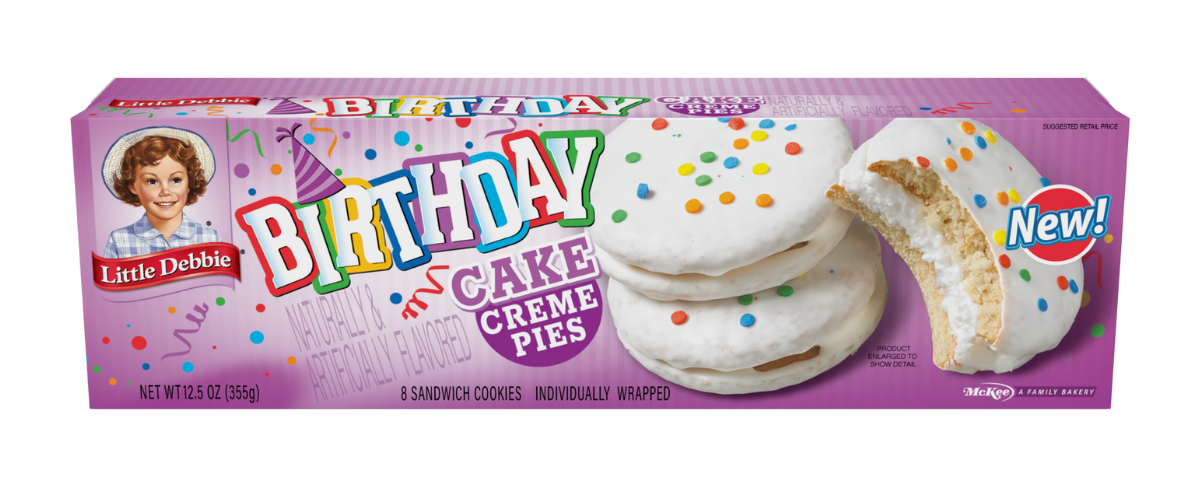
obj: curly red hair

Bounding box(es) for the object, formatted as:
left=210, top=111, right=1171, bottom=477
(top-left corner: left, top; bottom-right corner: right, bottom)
left=116, top=136, right=208, bottom=206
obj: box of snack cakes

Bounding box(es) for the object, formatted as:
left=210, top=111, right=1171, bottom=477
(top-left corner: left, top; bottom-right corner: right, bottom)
left=71, top=78, right=1126, bottom=408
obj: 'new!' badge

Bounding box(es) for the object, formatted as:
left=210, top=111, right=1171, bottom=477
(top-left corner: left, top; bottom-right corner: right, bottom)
left=1003, top=185, right=1111, bottom=265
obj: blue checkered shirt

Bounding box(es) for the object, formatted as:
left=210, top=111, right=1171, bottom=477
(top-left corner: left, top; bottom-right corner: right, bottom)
left=103, top=213, right=222, bottom=259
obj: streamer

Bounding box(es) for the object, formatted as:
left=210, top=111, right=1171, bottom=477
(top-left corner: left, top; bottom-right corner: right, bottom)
left=308, top=117, right=338, bottom=157
left=402, top=265, right=450, bottom=320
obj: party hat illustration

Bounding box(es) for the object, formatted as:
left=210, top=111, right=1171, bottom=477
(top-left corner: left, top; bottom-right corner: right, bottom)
left=267, top=98, right=315, bottom=115
left=277, top=123, right=346, bottom=204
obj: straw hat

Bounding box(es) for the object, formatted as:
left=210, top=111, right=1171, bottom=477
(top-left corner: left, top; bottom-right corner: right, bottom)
left=102, top=127, right=215, bottom=199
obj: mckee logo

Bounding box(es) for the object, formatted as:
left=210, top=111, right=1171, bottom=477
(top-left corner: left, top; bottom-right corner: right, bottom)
left=962, top=382, right=1014, bottom=402
left=656, top=96, right=763, bottom=116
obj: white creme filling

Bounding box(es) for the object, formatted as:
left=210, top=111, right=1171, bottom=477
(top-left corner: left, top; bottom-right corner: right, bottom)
left=839, top=168, right=980, bottom=365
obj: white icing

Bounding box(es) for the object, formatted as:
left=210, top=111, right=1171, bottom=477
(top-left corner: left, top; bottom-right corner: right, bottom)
left=590, top=118, right=853, bottom=276
left=593, top=209, right=853, bottom=301
left=606, top=219, right=881, bottom=372
left=837, top=119, right=1084, bottom=373
left=618, top=263, right=888, bottom=395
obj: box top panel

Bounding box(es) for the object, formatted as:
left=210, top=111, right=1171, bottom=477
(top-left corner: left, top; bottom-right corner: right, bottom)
left=79, top=78, right=1125, bottom=120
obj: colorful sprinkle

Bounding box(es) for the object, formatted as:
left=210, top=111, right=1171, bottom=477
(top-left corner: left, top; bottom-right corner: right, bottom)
left=394, top=131, right=410, bottom=146
left=612, top=210, right=627, bottom=222
left=750, top=130, right=768, bottom=142
left=756, top=194, right=773, bottom=207
left=696, top=175, right=712, bottom=186
left=250, top=331, right=264, bottom=344
left=752, top=163, right=770, bottom=175
left=724, top=157, right=740, bottom=169
left=390, top=293, right=403, bottom=304
left=717, top=117, right=731, bottom=123
left=1090, top=324, right=1105, bottom=337
left=975, top=136, right=988, bottom=149
left=784, top=142, right=802, bottom=155
left=784, top=124, right=797, bottom=131
left=777, top=286, right=794, bottom=297
left=945, top=137, right=952, bottom=146
left=1069, top=279, right=1079, bottom=293
left=733, top=138, right=749, bottom=150
left=997, top=191, right=1010, bottom=206
left=916, top=156, right=931, bottom=168
left=182, top=362, right=194, bottom=373
left=962, top=122, right=976, bottom=135
left=758, top=119, right=775, bottom=129
left=625, top=152, right=641, bottom=163
left=652, top=118, right=669, bottom=130
left=984, top=130, right=998, bottom=144
left=959, top=147, right=973, bottom=161
left=974, top=194, right=987, bottom=208
left=637, top=183, right=649, bottom=199
left=719, top=191, right=735, bottom=204
left=944, top=158, right=958, bottom=172
left=739, top=314, right=756, bottom=327
left=1011, top=109, right=1027, bottom=113
left=1019, top=269, right=1031, bottom=282
left=737, top=294, right=754, bottom=305
left=1008, top=189, right=1021, bottom=203
left=994, top=230, right=1007, bottom=245
left=998, top=254, right=1011, bottom=268
left=685, top=199, right=703, bottom=214
left=671, top=311, right=688, bottom=325
left=365, top=149, right=377, bottom=160
left=678, top=163, right=695, bottom=176
left=1057, top=276, right=1069, bottom=290
left=700, top=152, right=717, bottom=163
left=1040, top=177, right=1051, bottom=187
left=728, top=118, right=746, bottom=130
left=1104, top=234, right=1114, bottom=244
left=1081, top=290, right=1091, bottom=308
left=1037, top=298, right=1048, bottom=312
left=132, top=336, right=147, bottom=350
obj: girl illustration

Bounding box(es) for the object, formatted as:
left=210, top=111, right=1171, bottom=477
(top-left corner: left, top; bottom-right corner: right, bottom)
left=102, top=127, right=221, bottom=259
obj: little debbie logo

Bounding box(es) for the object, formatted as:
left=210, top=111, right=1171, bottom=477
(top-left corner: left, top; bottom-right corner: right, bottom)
left=1004, top=185, right=1111, bottom=265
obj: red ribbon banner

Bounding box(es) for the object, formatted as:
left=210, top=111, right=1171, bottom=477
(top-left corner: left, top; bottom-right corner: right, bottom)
left=108, top=97, right=261, bottom=108
left=93, top=243, right=241, bottom=291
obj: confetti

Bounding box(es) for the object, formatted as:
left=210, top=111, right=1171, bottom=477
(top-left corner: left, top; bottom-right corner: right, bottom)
left=998, top=254, right=1011, bottom=268
left=1057, top=276, right=1069, bottom=290
left=671, top=311, right=688, bottom=325
left=270, top=164, right=283, bottom=175
left=959, top=147, right=973, bottom=161
left=719, top=192, right=735, bottom=204
left=455, top=117, right=472, bottom=128
left=612, top=210, right=628, bottom=222
left=944, top=158, right=958, bottom=172
left=737, top=294, right=753, bottom=305
left=756, top=194, right=773, bottom=207
left=1069, top=280, right=1079, bottom=293
left=652, top=118, right=669, bottom=130
left=1019, top=269, right=1031, bottom=281
left=752, top=163, right=769, bottom=175
left=390, top=293, right=403, bottom=304
left=626, top=152, right=641, bottom=163
left=132, top=336, right=147, bottom=350
left=182, top=362, right=194, bottom=373
left=1037, top=298, right=1048, bottom=312
left=916, top=156, right=931, bottom=168
left=256, top=304, right=266, bottom=313
left=962, top=122, right=976, bottom=135
left=1008, top=189, right=1021, bottom=203
left=784, top=142, right=802, bottom=155
left=739, top=314, right=756, bottom=327
left=1104, top=234, right=1114, bottom=243
left=785, top=124, right=797, bottom=131
left=994, top=230, right=1007, bottom=245
left=678, top=163, right=695, bottom=176
left=975, top=194, right=987, bottom=208
left=685, top=199, right=703, bottom=214
left=700, top=152, right=717, bottom=163
left=975, top=136, right=988, bottom=149
left=777, top=286, right=794, bottom=297
left=997, top=191, right=1010, bottom=206
left=696, top=175, right=712, bottom=186
left=250, top=331, right=264, bottom=344
left=1081, top=290, right=1091, bottom=307
left=728, top=118, right=746, bottom=130
left=734, top=138, right=749, bottom=150
left=233, top=163, right=250, bottom=178
left=751, top=130, right=768, bottom=142
left=365, top=149, right=377, bottom=160
left=758, top=119, right=775, bottom=129
left=394, top=131, right=411, bottom=146
left=724, top=157, right=740, bottom=169
left=984, top=130, right=998, bottom=144
left=102, top=337, right=110, bottom=344
left=1090, top=324, right=1105, bottom=337
left=287, top=356, right=297, bottom=365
